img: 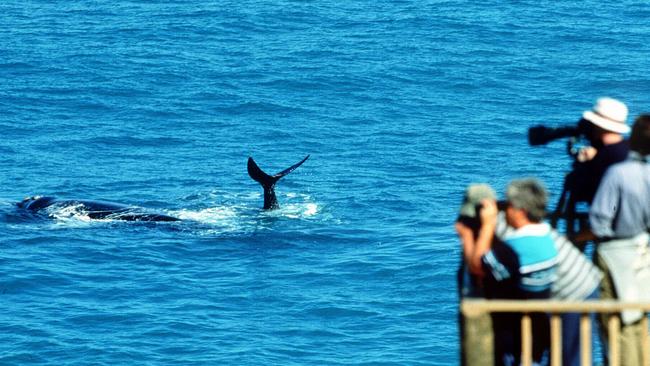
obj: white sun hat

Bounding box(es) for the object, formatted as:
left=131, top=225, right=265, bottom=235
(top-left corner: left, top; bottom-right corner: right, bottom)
left=582, top=97, right=631, bottom=134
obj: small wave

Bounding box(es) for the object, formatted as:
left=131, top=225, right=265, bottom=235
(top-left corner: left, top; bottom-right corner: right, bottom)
left=83, top=136, right=189, bottom=148
left=217, top=101, right=305, bottom=116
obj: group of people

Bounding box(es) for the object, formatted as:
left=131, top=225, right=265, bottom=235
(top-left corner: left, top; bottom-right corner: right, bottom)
left=456, top=97, right=650, bottom=366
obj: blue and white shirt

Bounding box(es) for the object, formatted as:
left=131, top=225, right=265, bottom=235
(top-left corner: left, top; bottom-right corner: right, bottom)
left=483, top=223, right=558, bottom=298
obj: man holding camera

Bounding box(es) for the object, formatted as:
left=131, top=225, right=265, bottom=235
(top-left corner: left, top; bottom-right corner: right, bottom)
left=469, top=179, right=557, bottom=366
left=567, top=97, right=630, bottom=204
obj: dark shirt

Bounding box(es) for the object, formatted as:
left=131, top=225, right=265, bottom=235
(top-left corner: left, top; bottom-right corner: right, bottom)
left=482, top=240, right=551, bottom=365
left=568, top=139, right=629, bottom=203
left=481, top=240, right=521, bottom=299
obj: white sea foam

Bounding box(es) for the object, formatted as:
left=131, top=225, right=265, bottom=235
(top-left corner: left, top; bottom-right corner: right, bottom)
left=172, top=206, right=238, bottom=224
left=47, top=204, right=92, bottom=222
left=42, top=204, right=102, bottom=229
left=279, top=202, right=319, bottom=219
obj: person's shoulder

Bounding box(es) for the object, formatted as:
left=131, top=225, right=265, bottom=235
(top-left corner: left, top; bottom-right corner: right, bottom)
left=505, top=224, right=556, bottom=256
left=604, top=139, right=630, bottom=158
left=603, top=158, right=636, bottom=179
left=505, top=223, right=552, bottom=241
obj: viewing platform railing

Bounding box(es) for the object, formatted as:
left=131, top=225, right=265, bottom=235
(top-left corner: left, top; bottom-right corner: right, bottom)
left=461, top=300, right=650, bottom=366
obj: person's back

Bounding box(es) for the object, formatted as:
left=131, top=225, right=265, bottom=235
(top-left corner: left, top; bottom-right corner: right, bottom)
left=489, top=222, right=556, bottom=366
left=590, top=156, right=650, bottom=239
left=589, top=115, right=650, bottom=366
left=570, top=139, right=629, bottom=203
left=501, top=222, right=557, bottom=298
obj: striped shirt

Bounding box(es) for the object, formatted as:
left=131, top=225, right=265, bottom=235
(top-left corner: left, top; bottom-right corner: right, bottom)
left=496, top=214, right=601, bottom=300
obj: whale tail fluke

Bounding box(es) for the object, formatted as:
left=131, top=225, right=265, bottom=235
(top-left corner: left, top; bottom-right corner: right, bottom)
left=247, top=155, right=310, bottom=210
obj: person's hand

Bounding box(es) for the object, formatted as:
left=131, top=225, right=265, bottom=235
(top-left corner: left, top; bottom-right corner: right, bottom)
left=569, top=229, right=595, bottom=250
left=577, top=146, right=597, bottom=162
left=479, top=198, right=498, bottom=227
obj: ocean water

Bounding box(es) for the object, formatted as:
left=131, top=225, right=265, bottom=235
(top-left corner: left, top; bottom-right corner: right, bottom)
left=1, top=1, right=650, bottom=364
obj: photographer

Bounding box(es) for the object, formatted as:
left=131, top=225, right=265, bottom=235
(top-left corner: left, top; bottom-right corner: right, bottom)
left=529, top=97, right=631, bottom=237
left=470, top=179, right=557, bottom=366
left=565, top=97, right=630, bottom=204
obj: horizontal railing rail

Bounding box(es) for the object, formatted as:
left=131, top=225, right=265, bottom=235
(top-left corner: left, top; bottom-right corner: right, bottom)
left=461, top=299, right=650, bottom=366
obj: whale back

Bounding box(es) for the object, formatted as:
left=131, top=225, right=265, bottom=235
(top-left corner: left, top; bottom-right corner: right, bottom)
left=17, top=196, right=57, bottom=211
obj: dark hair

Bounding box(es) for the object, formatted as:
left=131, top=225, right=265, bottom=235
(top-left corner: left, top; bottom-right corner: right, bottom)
left=630, top=114, right=650, bottom=156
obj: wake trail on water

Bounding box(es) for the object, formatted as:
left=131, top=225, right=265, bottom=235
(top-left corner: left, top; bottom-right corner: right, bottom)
left=1, top=193, right=321, bottom=234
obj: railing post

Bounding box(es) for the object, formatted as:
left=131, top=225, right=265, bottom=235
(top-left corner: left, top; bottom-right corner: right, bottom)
left=642, top=316, right=649, bottom=366
left=580, top=313, right=591, bottom=366
left=550, top=314, right=562, bottom=366
left=521, top=314, right=532, bottom=366
left=608, top=315, right=620, bottom=366
left=460, top=300, right=650, bottom=365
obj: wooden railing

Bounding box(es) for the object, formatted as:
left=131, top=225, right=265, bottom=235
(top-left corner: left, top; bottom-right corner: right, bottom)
left=461, top=300, right=650, bottom=366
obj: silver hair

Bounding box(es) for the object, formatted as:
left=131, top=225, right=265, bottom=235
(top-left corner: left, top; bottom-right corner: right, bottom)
left=506, top=178, right=548, bottom=222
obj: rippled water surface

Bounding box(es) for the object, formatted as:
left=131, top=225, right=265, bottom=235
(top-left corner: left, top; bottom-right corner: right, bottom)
left=2, top=1, right=650, bottom=364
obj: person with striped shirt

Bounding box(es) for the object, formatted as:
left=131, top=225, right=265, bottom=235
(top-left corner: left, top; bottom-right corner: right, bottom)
left=496, top=212, right=601, bottom=366
left=470, top=178, right=558, bottom=366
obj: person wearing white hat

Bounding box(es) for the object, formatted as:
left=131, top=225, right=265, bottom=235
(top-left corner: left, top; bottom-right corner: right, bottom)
left=567, top=97, right=631, bottom=204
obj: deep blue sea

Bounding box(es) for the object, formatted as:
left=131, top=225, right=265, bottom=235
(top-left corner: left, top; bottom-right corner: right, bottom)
left=2, top=1, right=650, bottom=364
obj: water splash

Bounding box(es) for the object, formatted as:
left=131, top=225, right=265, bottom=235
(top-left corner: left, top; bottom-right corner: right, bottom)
left=47, top=204, right=93, bottom=223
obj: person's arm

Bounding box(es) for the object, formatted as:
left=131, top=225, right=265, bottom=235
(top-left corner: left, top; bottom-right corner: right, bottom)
left=589, top=168, right=620, bottom=239
left=469, top=199, right=498, bottom=275
left=455, top=220, right=475, bottom=266
left=571, top=229, right=596, bottom=245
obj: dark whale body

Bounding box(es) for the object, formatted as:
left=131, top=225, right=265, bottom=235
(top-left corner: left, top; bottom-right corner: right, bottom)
left=17, top=196, right=180, bottom=222
left=17, top=155, right=309, bottom=221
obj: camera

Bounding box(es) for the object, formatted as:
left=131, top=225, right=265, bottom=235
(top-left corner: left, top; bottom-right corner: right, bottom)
left=527, top=119, right=595, bottom=237
left=527, top=118, right=593, bottom=146
left=475, top=200, right=509, bottom=213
